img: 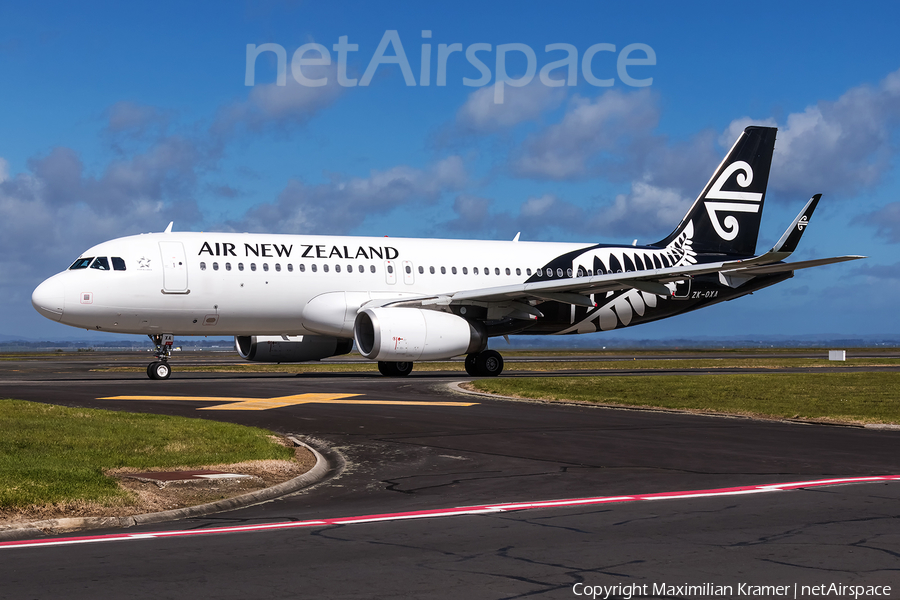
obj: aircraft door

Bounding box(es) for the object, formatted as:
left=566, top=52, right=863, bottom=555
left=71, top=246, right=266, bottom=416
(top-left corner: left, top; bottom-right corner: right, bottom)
left=159, top=241, right=188, bottom=293
left=402, top=260, right=415, bottom=285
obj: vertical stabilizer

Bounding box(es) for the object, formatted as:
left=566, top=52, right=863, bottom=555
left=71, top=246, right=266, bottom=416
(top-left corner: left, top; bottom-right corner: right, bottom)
left=654, top=126, right=777, bottom=257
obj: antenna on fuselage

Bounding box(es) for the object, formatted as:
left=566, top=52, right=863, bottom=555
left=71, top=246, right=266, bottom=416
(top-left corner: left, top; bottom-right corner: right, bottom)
left=164, top=222, right=174, bottom=233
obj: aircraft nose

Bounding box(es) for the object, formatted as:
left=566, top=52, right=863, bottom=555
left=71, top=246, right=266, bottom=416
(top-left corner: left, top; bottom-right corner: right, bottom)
left=32, top=276, right=65, bottom=322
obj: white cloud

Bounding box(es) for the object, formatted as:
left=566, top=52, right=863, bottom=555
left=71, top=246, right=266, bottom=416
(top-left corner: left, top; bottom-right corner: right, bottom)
left=213, top=65, right=343, bottom=136
left=455, top=84, right=565, bottom=133
left=440, top=183, right=691, bottom=243
left=601, top=182, right=692, bottom=237
left=226, top=156, right=467, bottom=234
left=511, top=89, right=659, bottom=180
left=725, top=67, right=900, bottom=196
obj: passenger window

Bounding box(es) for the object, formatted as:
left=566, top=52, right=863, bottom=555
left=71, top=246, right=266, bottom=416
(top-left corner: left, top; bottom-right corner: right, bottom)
left=238, top=263, right=244, bottom=271
left=515, top=268, right=521, bottom=276
left=484, top=267, right=489, bottom=275
left=112, top=257, right=126, bottom=271
left=505, top=268, right=511, bottom=275
left=358, top=265, right=364, bottom=273
left=556, top=268, right=563, bottom=278
left=495, top=267, right=500, bottom=275
left=323, top=264, right=330, bottom=273
left=287, top=264, right=293, bottom=272
left=213, top=262, right=219, bottom=271
left=526, top=268, right=532, bottom=276
left=69, top=257, right=94, bottom=270
left=441, top=267, right=446, bottom=274
left=387, top=265, right=393, bottom=274
left=429, top=266, right=435, bottom=274
left=263, top=263, right=269, bottom=272
left=275, top=263, right=281, bottom=272
left=348, top=265, right=353, bottom=274
left=90, top=257, right=110, bottom=270
left=311, top=264, right=317, bottom=272
left=299, top=264, right=306, bottom=272
left=226, top=263, right=232, bottom=271
left=369, top=265, right=376, bottom=273
left=452, top=267, right=457, bottom=275
left=473, top=267, right=478, bottom=275
left=200, top=262, right=207, bottom=271
left=567, top=268, right=573, bottom=277
left=418, top=266, right=424, bottom=274
left=462, top=267, right=468, bottom=275
left=251, top=263, right=257, bottom=272
left=336, top=264, right=341, bottom=273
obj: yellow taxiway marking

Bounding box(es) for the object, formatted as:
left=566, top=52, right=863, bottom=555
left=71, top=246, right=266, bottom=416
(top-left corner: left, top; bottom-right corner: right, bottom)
left=97, top=393, right=478, bottom=411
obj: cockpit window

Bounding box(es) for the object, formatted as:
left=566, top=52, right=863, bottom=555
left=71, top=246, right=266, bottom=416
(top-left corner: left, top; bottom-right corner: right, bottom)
left=69, top=257, right=93, bottom=270
left=90, top=257, right=110, bottom=270
left=112, top=257, right=126, bottom=271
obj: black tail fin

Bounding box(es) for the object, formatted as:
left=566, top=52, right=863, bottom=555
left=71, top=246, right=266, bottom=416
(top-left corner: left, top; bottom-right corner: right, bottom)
left=654, top=126, right=777, bottom=257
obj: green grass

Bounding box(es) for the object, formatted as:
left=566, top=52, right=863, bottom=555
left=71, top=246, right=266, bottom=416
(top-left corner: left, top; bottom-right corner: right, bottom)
left=0, top=399, right=293, bottom=510
left=472, top=373, right=900, bottom=424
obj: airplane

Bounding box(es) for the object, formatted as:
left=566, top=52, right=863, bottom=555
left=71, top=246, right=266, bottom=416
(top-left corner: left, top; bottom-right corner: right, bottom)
left=32, top=126, right=863, bottom=380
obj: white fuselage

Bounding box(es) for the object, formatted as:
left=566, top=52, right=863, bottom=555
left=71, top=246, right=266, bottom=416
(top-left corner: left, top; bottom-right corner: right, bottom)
left=32, top=231, right=596, bottom=337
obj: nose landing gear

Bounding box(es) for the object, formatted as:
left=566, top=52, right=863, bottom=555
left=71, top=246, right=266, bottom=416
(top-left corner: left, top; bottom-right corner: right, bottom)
left=147, top=334, right=174, bottom=380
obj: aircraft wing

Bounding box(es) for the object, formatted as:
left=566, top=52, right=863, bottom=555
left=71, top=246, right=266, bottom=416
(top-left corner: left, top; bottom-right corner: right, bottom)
left=446, top=254, right=864, bottom=306
left=371, top=195, right=864, bottom=315
left=367, top=253, right=861, bottom=318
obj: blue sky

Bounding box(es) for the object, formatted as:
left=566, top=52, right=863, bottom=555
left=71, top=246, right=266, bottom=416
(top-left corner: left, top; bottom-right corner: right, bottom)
left=2, top=1, right=899, bottom=341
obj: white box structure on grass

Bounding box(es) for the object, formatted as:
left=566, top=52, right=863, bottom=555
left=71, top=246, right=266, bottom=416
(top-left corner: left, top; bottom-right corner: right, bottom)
left=829, top=350, right=846, bottom=361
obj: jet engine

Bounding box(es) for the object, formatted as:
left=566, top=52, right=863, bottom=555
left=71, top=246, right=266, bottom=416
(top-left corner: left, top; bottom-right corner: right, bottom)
left=353, top=307, right=486, bottom=361
left=235, top=335, right=353, bottom=362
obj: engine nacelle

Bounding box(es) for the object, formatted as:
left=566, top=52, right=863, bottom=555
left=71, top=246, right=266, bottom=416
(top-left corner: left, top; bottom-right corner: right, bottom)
left=354, top=307, right=485, bottom=361
left=235, top=335, right=353, bottom=362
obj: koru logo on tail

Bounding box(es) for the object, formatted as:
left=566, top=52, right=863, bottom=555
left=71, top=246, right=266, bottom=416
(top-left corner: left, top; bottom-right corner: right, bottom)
left=704, top=161, right=763, bottom=241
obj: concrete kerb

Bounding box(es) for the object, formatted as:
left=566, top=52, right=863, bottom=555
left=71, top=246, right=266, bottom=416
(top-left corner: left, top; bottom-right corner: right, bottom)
left=0, top=436, right=340, bottom=541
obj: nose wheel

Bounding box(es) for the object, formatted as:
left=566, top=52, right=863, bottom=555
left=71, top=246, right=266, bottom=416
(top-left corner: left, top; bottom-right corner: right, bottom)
left=147, top=334, right=174, bottom=380
left=147, top=361, right=171, bottom=380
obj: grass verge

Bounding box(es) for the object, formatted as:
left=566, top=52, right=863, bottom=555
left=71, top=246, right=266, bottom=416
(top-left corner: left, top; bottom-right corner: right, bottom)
left=0, top=399, right=294, bottom=513
left=471, top=372, right=900, bottom=424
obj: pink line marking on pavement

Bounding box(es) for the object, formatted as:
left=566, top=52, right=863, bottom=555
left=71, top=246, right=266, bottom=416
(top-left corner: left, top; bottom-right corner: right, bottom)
left=3, top=475, right=899, bottom=550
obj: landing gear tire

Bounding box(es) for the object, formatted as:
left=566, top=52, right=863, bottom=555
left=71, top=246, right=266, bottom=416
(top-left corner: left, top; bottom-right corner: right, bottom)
left=476, top=350, right=503, bottom=376
left=464, top=353, right=479, bottom=376
left=465, top=350, right=504, bottom=377
left=378, top=361, right=413, bottom=377
left=147, top=361, right=171, bottom=380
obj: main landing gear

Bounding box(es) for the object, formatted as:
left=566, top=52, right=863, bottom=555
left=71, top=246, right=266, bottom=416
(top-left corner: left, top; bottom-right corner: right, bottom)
left=147, top=334, right=173, bottom=380
left=378, top=361, right=414, bottom=377
left=376, top=350, right=504, bottom=377
left=464, top=349, right=504, bottom=377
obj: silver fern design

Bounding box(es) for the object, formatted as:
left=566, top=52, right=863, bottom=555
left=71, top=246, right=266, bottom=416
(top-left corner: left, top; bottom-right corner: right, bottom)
left=560, top=221, right=697, bottom=334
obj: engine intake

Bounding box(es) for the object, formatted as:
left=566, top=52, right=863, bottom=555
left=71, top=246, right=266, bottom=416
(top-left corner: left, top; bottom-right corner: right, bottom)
left=235, top=335, right=353, bottom=362
left=354, top=307, right=485, bottom=361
